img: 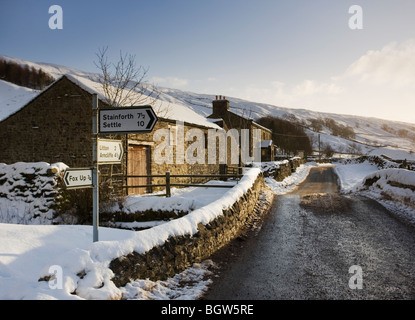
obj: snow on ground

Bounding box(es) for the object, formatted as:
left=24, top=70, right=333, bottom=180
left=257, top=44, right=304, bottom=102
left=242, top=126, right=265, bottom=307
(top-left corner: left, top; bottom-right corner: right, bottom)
left=334, top=162, right=379, bottom=193
left=334, top=161, right=415, bottom=226
left=111, top=180, right=238, bottom=215
left=359, top=168, right=415, bottom=226
left=368, top=146, right=415, bottom=162
left=2, top=160, right=413, bottom=300
left=0, top=163, right=318, bottom=300
left=0, top=224, right=134, bottom=299
left=0, top=168, right=264, bottom=300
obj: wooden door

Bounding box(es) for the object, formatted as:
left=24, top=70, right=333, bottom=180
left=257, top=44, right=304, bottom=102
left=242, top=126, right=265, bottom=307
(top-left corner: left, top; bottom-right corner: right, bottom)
left=127, top=145, right=150, bottom=195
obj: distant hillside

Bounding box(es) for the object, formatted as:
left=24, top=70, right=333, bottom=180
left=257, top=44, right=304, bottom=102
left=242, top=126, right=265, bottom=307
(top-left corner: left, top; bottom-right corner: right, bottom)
left=0, top=59, right=54, bottom=90
left=1, top=54, right=415, bottom=161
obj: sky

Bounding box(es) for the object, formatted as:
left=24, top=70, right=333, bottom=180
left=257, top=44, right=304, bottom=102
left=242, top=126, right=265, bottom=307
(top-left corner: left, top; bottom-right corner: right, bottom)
left=1, top=0, right=415, bottom=124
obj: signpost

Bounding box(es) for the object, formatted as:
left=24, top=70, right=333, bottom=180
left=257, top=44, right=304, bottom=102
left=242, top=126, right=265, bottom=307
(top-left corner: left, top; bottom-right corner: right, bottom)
left=99, top=106, right=158, bottom=134
left=83, top=102, right=157, bottom=242
left=63, top=168, right=93, bottom=189
left=97, top=139, right=124, bottom=164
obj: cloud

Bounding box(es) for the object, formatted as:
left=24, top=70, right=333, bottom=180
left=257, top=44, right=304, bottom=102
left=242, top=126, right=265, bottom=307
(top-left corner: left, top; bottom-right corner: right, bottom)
left=342, top=39, right=415, bottom=87
left=235, top=39, right=415, bottom=123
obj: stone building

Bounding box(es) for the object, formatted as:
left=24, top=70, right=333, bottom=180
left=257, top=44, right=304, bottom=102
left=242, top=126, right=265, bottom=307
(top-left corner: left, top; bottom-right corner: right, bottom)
left=0, top=76, right=274, bottom=195
left=0, top=75, right=222, bottom=195
left=208, top=96, right=274, bottom=164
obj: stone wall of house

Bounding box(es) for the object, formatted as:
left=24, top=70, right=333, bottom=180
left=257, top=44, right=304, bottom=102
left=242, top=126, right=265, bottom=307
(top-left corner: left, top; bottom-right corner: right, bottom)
left=0, top=77, right=94, bottom=167
left=109, top=172, right=266, bottom=287
left=125, top=118, right=221, bottom=193
left=0, top=77, right=222, bottom=195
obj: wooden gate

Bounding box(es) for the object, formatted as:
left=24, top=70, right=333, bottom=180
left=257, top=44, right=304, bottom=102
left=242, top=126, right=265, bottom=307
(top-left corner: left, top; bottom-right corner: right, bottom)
left=127, top=145, right=150, bottom=195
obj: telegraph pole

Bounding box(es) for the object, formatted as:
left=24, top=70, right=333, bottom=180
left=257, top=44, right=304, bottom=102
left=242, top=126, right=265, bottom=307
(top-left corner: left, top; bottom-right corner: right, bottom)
left=318, top=134, right=321, bottom=160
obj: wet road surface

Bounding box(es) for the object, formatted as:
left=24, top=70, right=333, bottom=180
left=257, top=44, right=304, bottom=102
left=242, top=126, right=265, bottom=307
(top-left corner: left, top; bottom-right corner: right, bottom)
left=204, top=166, right=415, bottom=300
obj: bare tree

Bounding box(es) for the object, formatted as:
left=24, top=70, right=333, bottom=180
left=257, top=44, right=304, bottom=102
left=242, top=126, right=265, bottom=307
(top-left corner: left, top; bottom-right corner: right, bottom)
left=93, top=46, right=169, bottom=116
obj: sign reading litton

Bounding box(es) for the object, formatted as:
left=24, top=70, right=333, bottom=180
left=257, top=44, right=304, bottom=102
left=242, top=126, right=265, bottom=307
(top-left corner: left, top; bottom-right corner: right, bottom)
left=97, top=139, right=123, bottom=164
left=99, top=106, right=158, bottom=134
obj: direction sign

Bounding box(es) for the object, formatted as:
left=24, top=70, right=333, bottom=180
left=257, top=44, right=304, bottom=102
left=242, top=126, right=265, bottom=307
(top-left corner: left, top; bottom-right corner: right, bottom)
left=99, top=106, right=158, bottom=134
left=98, top=139, right=124, bottom=164
left=63, top=168, right=93, bottom=189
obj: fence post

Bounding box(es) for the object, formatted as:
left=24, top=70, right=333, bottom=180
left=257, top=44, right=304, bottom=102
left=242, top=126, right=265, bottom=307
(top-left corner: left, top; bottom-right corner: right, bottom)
left=166, top=171, right=171, bottom=197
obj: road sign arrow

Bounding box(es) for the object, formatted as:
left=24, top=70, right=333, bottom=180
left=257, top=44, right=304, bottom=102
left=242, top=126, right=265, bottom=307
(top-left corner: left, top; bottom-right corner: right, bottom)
left=146, top=108, right=156, bottom=130
left=64, top=171, right=70, bottom=186
left=118, top=142, right=123, bottom=161
left=99, top=106, right=158, bottom=134
left=63, top=168, right=93, bottom=189
left=97, top=139, right=124, bottom=164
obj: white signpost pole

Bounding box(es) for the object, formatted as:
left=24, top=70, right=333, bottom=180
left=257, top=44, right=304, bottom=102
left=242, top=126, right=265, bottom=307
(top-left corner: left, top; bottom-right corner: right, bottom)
left=92, top=94, right=99, bottom=242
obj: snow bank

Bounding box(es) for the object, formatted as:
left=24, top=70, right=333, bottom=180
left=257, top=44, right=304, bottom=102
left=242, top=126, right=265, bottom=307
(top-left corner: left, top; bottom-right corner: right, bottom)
left=363, top=168, right=415, bottom=188
left=334, top=162, right=379, bottom=193
left=360, top=169, right=415, bottom=225
left=0, top=162, right=67, bottom=224
left=335, top=159, right=415, bottom=226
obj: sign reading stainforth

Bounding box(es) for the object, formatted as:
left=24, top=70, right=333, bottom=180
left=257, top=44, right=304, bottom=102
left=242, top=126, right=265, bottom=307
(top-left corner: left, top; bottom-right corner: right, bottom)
left=98, top=106, right=158, bottom=134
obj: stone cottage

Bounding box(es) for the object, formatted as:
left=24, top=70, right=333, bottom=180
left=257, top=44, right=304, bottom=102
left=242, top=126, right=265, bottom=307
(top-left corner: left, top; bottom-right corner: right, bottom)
left=0, top=75, right=224, bottom=194
left=208, top=96, right=274, bottom=164
left=0, top=76, right=274, bottom=195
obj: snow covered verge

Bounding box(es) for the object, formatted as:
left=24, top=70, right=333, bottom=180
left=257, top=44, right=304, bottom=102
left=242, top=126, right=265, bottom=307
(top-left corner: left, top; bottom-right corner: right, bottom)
left=0, top=168, right=262, bottom=300
left=0, top=162, right=68, bottom=224
left=334, top=158, right=415, bottom=226
left=360, top=169, right=415, bottom=226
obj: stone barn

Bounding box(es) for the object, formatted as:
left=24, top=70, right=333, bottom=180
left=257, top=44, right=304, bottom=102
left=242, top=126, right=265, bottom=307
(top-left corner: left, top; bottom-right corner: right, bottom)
left=0, top=76, right=275, bottom=195
left=0, top=75, right=223, bottom=195
left=208, top=96, right=274, bottom=165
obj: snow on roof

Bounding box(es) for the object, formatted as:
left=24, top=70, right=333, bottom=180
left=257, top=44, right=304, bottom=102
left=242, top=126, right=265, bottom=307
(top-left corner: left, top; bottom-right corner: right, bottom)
left=65, top=74, right=221, bottom=129
left=0, top=71, right=220, bottom=130
left=0, top=80, right=39, bottom=121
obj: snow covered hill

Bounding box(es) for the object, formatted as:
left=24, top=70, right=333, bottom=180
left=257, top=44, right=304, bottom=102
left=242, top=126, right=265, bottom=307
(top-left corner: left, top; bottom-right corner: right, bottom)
left=1, top=54, right=414, bottom=161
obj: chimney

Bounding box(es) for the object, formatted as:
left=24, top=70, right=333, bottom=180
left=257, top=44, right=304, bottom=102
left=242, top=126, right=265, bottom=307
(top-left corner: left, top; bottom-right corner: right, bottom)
left=212, top=95, right=229, bottom=117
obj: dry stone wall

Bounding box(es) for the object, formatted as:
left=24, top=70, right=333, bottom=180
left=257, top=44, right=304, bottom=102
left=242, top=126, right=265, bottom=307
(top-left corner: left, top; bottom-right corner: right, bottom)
left=109, top=172, right=266, bottom=287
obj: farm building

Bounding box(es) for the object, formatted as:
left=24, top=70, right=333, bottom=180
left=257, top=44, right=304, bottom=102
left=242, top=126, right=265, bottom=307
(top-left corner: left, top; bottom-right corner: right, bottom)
left=0, top=75, right=273, bottom=195
left=208, top=96, right=274, bottom=162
